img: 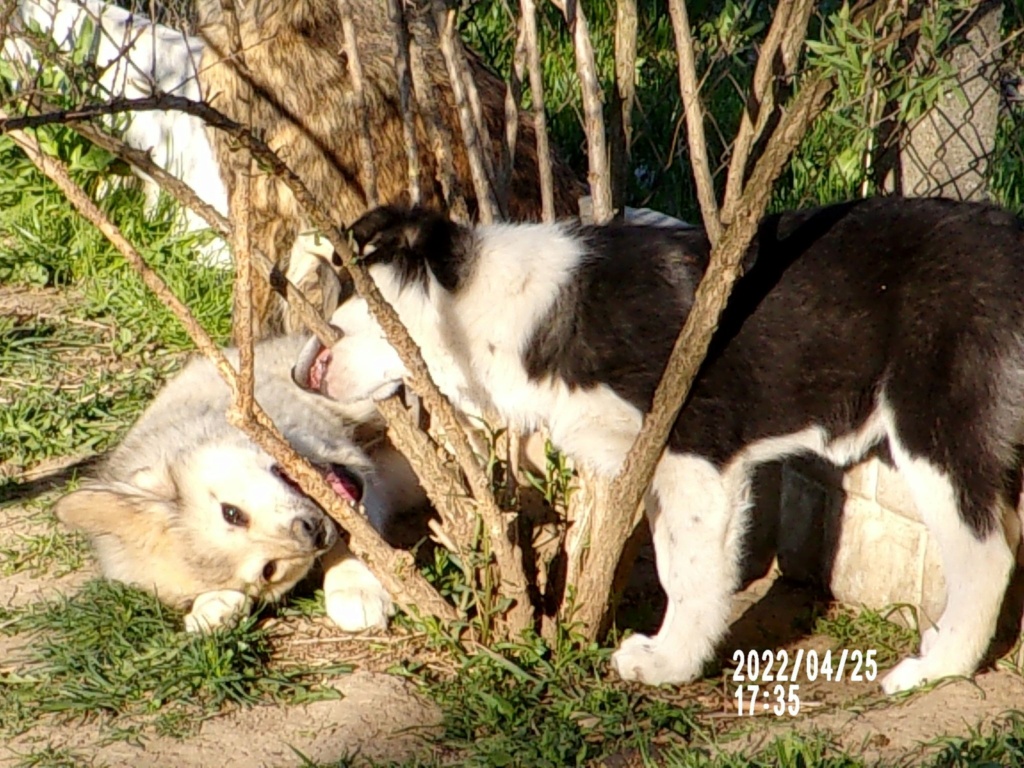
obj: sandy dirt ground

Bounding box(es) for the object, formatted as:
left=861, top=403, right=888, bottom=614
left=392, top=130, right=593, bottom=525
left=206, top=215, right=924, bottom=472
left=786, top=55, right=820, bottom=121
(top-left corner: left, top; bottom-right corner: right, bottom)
left=5, top=489, right=1024, bottom=767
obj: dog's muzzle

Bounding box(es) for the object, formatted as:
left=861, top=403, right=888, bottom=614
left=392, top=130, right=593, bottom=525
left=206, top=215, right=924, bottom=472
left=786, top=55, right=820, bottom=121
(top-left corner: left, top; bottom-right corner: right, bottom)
left=292, top=513, right=338, bottom=552
left=293, top=334, right=334, bottom=395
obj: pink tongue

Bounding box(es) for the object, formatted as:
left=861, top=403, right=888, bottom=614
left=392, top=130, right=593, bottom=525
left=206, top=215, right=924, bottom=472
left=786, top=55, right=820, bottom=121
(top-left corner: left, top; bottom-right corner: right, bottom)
left=325, top=469, right=360, bottom=502
left=309, top=346, right=332, bottom=392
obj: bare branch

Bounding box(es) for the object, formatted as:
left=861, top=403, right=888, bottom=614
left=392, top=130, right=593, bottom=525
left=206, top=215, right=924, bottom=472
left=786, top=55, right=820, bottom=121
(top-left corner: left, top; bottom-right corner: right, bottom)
left=551, top=0, right=612, bottom=223
left=426, top=2, right=501, bottom=223
left=722, top=0, right=813, bottom=222
left=339, top=0, right=379, bottom=207
left=375, top=397, right=477, bottom=548
left=780, top=0, right=816, bottom=77
left=27, top=101, right=343, bottom=354
left=520, top=0, right=555, bottom=222
left=219, top=0, right=256, bottom=423
left=4, top=118, right=456, bottom=620
left=405, top=37, right=467, bottom=221
left=387, top=0, right=422, bottom=205
left=229, top=155, right=256, bottom=419
left=0, top=94, right=500, bottom=504
left=502, top=16, right=527, bottom=205
left=667, top=0, right=721, bottom=243
left=568, top=73, right=835, bottom=637
left=611, top=0, right=638, bottom=214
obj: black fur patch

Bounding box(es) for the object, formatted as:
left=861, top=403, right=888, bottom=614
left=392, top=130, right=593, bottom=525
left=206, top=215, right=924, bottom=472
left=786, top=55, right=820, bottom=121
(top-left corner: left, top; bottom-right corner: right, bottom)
left=524, top=197, right=1024, bottom=539
left=349, top=206, right=474, bottom=293
left=522, top=222, right=712, bottom=409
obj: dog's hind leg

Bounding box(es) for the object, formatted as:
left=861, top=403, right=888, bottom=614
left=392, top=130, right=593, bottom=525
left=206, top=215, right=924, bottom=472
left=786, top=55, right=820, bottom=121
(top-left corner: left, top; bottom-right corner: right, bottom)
left=612, top=453, right=747, bottom=685
left=880, top=435, right=1015, bottom=694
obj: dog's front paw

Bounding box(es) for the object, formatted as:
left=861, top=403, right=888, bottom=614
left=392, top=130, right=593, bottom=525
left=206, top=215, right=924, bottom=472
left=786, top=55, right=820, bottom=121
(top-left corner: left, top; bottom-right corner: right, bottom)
left=919, top=625, right=940, bottom=657
left=880, top=657, right=930, bottom=694
left=185, top=590, right=252, bottom=633
left=325, top=580, right=394, bottom=632
left=611, top=633, right=704, bottom=685
left=322, top=543, right=395, bottom=632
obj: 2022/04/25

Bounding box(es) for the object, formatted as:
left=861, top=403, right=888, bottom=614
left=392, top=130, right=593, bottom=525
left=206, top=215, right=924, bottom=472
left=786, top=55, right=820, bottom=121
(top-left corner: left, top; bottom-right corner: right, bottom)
left=730, top=648, right=879, bottom=716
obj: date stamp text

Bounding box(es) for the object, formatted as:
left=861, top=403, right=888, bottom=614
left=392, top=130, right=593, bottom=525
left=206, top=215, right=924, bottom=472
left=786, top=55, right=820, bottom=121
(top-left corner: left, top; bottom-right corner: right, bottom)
left=730, top=649, right=879, bottom=716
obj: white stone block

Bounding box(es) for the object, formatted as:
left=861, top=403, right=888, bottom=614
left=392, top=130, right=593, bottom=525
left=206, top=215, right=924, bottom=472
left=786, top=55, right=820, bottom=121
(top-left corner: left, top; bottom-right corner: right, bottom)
left=842, top=459, right=877, bottom=499
left=875, top=460, right=923, bottom=521
left=830, top=497, right=947, bottom=615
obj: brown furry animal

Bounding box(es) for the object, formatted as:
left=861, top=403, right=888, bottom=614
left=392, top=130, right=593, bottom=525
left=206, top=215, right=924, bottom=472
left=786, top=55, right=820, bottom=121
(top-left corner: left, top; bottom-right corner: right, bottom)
left=196, top=0, right=584, bottom=338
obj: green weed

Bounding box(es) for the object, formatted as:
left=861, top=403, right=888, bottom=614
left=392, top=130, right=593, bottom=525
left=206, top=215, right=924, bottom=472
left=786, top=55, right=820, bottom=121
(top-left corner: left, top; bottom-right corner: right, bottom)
left=813, top=605, right=919, bottom=666
left=659, top=733, right=868, bottom=768
left=0, top=580, right=351, bottom=739
left=0, top=525, right=87, bottom=578
left=391, top=623, right=700, bottom=767
left=928, top=713, right=1024, bottom=767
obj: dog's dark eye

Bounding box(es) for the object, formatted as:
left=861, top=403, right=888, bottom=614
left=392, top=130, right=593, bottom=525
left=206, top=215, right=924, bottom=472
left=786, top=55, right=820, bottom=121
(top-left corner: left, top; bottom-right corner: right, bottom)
left=262, top=561, right=277, bottom=581
left=221, top=503, right=249, bottom=527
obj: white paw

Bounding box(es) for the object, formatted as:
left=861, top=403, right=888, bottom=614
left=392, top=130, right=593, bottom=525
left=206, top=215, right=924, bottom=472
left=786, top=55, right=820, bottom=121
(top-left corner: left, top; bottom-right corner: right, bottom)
left=881, top=656, right=930, bottom=694
left=920, top=625, right=940, bottom=657
left=611, top=633, right=704, bottom=685
left=326, top=584, right=393, bottom=632
left=322, top=547, right=394, bottom=633
left=185, top=590, right=252, bottom=633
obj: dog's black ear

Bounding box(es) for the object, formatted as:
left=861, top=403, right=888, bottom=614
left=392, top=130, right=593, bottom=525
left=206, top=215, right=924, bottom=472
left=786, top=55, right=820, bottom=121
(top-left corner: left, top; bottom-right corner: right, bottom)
left=349, top=206, right=411, bottom=254
left=349, top=206, right=468, bottom=292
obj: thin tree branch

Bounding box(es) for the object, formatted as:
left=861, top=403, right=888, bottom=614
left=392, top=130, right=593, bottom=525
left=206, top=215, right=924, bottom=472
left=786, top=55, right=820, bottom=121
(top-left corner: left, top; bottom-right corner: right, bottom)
left=219, top=0, right=256, bottom=426
left=551, top=0, right=612, bottom=223
left=387, top=0, right=422, bottom=205
left=502, top=16, right=527, bottom=206
left=339, top=1, right=483, bottom=560
left=407, top=34, right=470, bottom=222
left=3, top=96, right=526, bottom=622
left=569, top=73, right=835, bottom=637
left=520, top=0, right=555, bottom=222
left=611, top=0, right=638, bottom=215
left=722, top=0, right=813, bottom=222
left=626, top=76, right=835, bottom=558
left=339, top=0, right=379, bottom=207
left=667, top=0, right=721, bottom=243
left=426, top=2, right=501, bottom=223
left=5, top=117, right=456, bottom=621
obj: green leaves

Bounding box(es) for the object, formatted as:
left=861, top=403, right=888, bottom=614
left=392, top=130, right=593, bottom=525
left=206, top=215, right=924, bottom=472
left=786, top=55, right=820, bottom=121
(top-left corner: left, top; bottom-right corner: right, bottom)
left=0, top=581, right=350, bottom=738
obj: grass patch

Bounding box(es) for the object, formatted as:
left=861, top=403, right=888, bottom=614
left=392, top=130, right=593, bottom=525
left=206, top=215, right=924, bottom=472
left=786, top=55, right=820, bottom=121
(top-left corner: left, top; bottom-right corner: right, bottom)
left=0, top=580, right=352, bottom=740
left=0, top=525, right=87, bottom=578
left=386, top=624, right=700, bottom=767
left=814, top=605, right=919, bottom=667
left=6, top=744, right=97, bottom=768
left=660, top=732, right=869, bottom=768
left=928, top=713, right=1024, bottom=767
left=0, top=311, right=181, bottom=477
left=0, top=490, right=87, bottom=577
left=0, top=126, right=233, bottom=482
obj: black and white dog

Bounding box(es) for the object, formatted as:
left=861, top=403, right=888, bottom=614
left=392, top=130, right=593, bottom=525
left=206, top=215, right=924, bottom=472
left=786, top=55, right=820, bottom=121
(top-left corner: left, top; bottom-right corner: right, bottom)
left=295, top=197, right=1024, bottom=694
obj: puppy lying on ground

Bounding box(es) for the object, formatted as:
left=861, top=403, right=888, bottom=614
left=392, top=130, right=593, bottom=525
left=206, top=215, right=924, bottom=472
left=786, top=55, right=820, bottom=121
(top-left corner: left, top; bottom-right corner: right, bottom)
left=56, top=335, right=422, bottom=632
left=295, top=197, right=1024, bottom=694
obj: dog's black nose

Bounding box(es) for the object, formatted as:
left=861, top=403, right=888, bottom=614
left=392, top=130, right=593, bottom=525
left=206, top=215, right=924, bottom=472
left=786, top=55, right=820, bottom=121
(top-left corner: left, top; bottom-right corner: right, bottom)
left=292, top=515, right=337, bottom=551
